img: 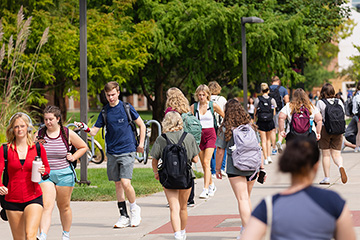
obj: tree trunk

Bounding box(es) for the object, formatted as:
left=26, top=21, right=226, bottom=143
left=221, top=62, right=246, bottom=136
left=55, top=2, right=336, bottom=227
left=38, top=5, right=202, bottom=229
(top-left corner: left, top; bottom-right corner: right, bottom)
left=54, top=79, right=67, bottom=122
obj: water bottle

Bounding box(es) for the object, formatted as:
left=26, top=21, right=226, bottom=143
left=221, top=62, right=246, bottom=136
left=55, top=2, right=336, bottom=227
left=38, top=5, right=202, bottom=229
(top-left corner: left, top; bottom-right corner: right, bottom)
left=31, top=156, right=42, bottom=183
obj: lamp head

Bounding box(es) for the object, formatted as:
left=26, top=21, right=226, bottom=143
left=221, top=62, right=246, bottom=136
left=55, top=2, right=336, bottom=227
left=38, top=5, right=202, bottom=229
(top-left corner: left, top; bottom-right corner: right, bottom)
left=241, top=17, right=264, bottom=24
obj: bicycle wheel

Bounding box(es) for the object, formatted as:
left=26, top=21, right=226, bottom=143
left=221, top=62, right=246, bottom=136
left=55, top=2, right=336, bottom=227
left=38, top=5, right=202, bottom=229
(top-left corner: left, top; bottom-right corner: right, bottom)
left=88, top=140, right=105, bottom=164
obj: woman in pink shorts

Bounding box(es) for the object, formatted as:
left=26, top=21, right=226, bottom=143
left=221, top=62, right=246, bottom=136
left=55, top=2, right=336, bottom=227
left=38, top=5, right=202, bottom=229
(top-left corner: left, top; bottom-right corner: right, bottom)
left=191, top=84, right=224, bottom=199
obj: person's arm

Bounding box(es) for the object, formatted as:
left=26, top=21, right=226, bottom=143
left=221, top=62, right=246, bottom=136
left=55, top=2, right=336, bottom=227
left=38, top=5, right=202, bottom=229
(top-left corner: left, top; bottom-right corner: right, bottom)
left=190, top=104, right=194, bottom=115
left=278, top=112, right=287, bottom=138
left=134, top=116, right=146, bottom=153
left=241, top=216, right=267, bottom=240
left=151, top=158, right=159, bottom=180
left=74, top=121, right=101, bottom=137
left=215, top=147, right=225, bottom=179
left=67, top=130, right=89, bottom=162
left=314, top=112, right=322, bottom=141
left=335, top=204, right=356, bottom=240
left=283, top=94, right=289, bottom=104
left=213, top=102, right=225, bottom=118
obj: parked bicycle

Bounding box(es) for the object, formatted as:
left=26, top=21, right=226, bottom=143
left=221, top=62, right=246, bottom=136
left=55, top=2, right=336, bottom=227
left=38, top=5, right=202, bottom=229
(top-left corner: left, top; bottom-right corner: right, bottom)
left=135, top=119, right=161, bottom=165
left=66, top=123, right=105, bottom=165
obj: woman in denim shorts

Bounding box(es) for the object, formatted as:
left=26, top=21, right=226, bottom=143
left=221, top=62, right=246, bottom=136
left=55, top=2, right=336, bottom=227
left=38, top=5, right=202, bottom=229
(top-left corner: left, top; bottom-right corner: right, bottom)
left=34, top=106, right=88, bottom=240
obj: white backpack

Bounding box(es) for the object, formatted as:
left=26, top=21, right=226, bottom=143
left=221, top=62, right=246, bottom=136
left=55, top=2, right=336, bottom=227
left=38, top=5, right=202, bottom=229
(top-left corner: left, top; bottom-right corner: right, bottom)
left=231, top=124, right=261, bottom=174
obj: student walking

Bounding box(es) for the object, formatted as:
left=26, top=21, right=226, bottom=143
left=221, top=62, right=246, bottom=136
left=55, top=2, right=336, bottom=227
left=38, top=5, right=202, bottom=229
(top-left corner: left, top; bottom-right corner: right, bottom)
left=242, top=137, right=356, bottom=240
left=150, top=111, right=200, bottom=240
left=191, top=84, right=224, bottom=199
left=215, top=99, right=262, bottom=239
left=268, top=76, right=289, bottom=154
left=35, top=106, right=88, bottom=240
left=0, top=113, right=50, bottom=240
left=352, top=81, right=360, bottom=152
left=316, top=83, right=347, bottom=185
left=208, top=81, right=227, bottom=178
left=278, top=88, right=322, bottom=143
left=76, top=81, right=146, bottom=228
left=254, top=83, right=276, bottom=164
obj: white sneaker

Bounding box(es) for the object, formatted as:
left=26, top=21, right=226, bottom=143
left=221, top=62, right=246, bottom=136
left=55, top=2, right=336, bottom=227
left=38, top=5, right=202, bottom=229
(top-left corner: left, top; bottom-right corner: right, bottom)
left=211, top=173, right=216, bottom=179
left=264, top=158, right=269, bottom=165
left=130, top=205, right=141, bottom=227
left=319, top=178, right=330, bottom=185
left=267, top=156, right=273, bottom=164
left=221, top=169, right=227, bottom=177
left=62, top=232, right=70, bottom=240
left=208, top=184, right=216, bottom=197
left=199, top=188, right=209, bottom=199
left=355, top=147, right=359, bottom=153
left=113, top=215, right=130, bottom=228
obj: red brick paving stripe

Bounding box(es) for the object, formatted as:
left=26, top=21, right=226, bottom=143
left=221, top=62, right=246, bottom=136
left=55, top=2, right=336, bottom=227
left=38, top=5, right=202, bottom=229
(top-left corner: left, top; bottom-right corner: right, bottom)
left=149, top=215, right=239, bottom=234
left=149, top=211, right=360, bottom=234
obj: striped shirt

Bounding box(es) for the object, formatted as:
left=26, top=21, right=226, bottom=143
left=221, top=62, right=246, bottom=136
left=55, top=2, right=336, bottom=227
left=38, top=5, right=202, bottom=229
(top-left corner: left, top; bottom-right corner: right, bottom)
left=43, top=132, right=69, bottom=170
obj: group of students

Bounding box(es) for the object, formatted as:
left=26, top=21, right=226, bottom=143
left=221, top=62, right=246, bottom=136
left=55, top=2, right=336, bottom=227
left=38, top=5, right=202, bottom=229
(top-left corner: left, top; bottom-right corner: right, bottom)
left=1, top=78, right=358, bottom=240
left=153, top=79, right=357, bottom=239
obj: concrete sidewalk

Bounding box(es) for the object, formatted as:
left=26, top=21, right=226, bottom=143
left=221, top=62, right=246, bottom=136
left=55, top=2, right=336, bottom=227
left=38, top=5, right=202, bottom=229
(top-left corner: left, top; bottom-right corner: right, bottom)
left=1, top=149, right=359, bottom=239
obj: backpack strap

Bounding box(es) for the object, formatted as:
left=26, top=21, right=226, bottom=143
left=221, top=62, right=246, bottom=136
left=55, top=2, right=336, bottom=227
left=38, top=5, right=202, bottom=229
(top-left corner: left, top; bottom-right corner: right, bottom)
left=276, top=85, right=281, bottom=91
left=161, top=133, right=172, bottom=145
left=209, top=101, right=217, bottom=129
left=123, top=102, right=139, bottom=145
left=59, top=127, right=70, bottom=151
left=101, top=105, right=108, bottom=139
left=177, top=132, right=188, bottom=146
left=2, top=144, right=8, bottom=187
left=35, top=142, right=41, bottom=157
left=194, top=102, right=199, bottom=119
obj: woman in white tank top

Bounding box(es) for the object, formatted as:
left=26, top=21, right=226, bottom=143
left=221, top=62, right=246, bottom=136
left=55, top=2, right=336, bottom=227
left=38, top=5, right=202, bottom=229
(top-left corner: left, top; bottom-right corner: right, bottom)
left=191, top=84, right=224, bottom=199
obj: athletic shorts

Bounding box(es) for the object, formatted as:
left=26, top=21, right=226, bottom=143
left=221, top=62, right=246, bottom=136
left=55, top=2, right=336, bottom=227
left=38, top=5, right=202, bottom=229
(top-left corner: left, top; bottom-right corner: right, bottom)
left=318, top=127, right=343, bottom=150
left=273, top=111, right=280, bottom=128
left=4, top=195, right=43, bottom=211
left=345, top=135, right=356, bottom=145
left=199, top=128, right=217, bottom=151
left=107, top=152, right=135, bottom=181
left=227, top=173, right=258, bottom=182
left=39, top=166, right=75, bottom=187
left=256, top=120, right=275, bottom=132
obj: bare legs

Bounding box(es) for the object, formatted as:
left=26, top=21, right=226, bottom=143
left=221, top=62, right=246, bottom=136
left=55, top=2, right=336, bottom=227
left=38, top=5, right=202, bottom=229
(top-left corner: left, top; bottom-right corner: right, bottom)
left=259, top=130, right=272, bottom=160
left=115, top=178, right=136, bottom=203
left=164, top=188, right=192, bottom=233
left=198, top=148, right=215, bottom=189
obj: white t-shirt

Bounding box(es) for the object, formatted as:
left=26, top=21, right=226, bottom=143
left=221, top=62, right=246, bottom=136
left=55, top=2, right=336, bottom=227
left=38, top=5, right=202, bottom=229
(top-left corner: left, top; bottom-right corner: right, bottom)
left=316, top=98, right=345, bottom=123
left=210, top=95, right=227, bottom=126
left=280, top=103, right=320, bottom=133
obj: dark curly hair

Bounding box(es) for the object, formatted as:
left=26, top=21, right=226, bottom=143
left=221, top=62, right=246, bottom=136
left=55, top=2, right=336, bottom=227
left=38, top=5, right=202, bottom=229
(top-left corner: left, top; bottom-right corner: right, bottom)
left=219, top=98, right=256, bottom=141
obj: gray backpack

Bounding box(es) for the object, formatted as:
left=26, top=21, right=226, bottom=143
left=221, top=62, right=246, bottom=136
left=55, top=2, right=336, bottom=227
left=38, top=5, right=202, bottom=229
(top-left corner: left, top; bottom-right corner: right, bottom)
left=231, top=124, right=261, bottom=175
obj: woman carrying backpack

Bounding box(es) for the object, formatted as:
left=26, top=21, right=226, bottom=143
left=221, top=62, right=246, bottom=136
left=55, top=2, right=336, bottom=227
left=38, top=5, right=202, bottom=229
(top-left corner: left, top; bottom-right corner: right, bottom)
left=191, top=84, right=224, bottom=199
left=316, top=83, right=347, bottom=185
left=215, top=99, right=263, bottom=239
left=150, top=111, right=200, bottom=240
left=352, top=81, right=360, bottom=152
left=165, top=87, right=199, bottom=207
left=34, top=106, right=88, bottom=240
left=254, top=83, right=277, bottom=165
left=278, top=88, right=322, bottom=143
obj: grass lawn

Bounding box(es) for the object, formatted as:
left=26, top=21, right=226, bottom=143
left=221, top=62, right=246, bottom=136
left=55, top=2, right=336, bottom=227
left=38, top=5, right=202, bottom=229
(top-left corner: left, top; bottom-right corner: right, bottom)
left=72, top=168, right=204, bottom=201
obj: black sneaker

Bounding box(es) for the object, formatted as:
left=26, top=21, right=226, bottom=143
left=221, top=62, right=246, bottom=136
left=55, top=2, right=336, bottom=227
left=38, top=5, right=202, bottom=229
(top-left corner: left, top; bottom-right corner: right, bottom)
left=187, top=201, right=195, bottom=207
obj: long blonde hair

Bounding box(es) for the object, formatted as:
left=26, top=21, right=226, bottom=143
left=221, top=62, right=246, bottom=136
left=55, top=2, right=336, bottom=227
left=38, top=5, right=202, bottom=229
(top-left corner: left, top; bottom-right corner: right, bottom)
left=165, top=87, right=191, bottom=114
left=162, top=111, right=183, bottom=133
left=194, top=84, right=211, bottom=102
left=289, top=88, right=313, bottom=115
left=6, top=113, right=34, bottom=149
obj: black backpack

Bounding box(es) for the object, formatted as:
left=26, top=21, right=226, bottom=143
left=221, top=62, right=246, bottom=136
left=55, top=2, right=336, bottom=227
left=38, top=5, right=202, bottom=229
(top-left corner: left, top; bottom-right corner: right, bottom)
left=344, top=97, right=353, bottom=117
left=269, top=85, right=283, bottom=112
left=158, top=132, right=192, bottom=189
left=257, top=96, right=273, bottom=122
left=322, top=99, right=346, bottom=135
left=101, top=102, right=139, bottom=145
left=1, top=143, right=41, bottom=221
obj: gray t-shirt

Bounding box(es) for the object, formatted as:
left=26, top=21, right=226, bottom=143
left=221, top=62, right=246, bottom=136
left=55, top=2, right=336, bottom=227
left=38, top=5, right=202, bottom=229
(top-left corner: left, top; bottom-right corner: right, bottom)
left=215, top=128, right=256, bottom=176
left=150, top=130, right=200, bottom=178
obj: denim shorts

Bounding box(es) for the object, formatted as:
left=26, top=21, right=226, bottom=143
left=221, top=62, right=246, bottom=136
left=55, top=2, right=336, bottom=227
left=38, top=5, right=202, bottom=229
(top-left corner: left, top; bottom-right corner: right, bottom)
left=39, top=166, right=75, bottom=187
left=106, top=152, right=135, bottom=181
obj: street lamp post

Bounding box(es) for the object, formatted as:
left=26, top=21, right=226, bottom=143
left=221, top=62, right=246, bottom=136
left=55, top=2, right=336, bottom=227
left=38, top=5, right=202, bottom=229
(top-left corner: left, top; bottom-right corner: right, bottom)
left=241, top=16, right=264, bottom=110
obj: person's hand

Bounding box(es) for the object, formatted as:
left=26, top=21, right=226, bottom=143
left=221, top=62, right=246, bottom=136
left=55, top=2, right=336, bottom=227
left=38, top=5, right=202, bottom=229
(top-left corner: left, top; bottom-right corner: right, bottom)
left=66, top=153, right=75, bottom=162
left=154, top=172, right=159, bottom=180
left=136, top=143, right=144, bottom=153
left=74, top=121, right=90, bottom=132
left=216, top=169, right=222, bottom=179
left=280, top=130, right=286, bottom=138
left=316, top=133, right=321, bottom=141
left=0, top=186, right=8, bottom=195
left=38, top=165, right=45, bottom=175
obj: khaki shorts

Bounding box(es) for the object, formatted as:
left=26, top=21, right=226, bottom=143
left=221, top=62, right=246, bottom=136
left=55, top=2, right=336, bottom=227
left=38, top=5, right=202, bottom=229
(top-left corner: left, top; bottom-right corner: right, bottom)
left=106, top=152, right=135, bottom=181
left=318, top=128, right=343, bottom=150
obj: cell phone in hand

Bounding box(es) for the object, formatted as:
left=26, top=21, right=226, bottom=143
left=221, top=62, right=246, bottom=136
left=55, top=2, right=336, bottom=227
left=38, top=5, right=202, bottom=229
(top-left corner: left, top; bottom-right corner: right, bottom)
left=257, top=170, right=266, bottom=184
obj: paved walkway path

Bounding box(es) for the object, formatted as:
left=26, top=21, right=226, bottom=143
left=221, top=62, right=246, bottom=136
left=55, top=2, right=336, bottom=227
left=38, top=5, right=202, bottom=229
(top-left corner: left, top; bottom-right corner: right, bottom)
left=1, top=149, right=359, bottom=239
